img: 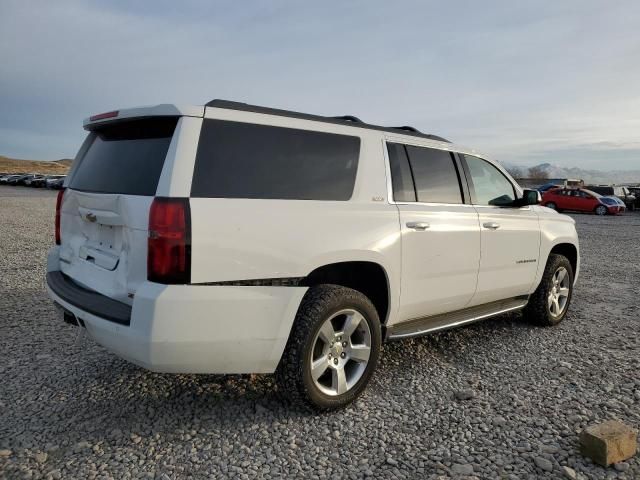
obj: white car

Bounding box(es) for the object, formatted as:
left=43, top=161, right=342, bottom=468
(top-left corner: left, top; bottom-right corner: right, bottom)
left=46, top=100, right=580, bottom=410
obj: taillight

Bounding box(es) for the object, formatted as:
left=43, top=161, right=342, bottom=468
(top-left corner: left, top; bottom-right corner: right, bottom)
left=55, top=188, right=66, bottom=245
left=89, top=110, right=119, bottom=121
left=147, top=197, right=191, bottom=284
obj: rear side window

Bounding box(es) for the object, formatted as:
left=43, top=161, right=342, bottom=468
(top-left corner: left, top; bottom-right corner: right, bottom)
left=191, top=120, right=360, bottom=200
left=405, top=145, right=463, bottom=204
left=69, top=117, right=177, bottom=195
left=387, top=143, right=416, bottom=202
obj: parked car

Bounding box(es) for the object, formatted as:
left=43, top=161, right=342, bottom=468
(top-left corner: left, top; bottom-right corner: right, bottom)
left=24, top=175, right=46, bottom=187
left=37, top=175, right=65, bottom=188
left=7, top=174, right=31, bottom=185
left=542, top=188, right=623, bottom=215
left=45, top=175, right=66, bottom=189
left=46, top=101, right=580, bottom=410
left=586, top=185, right=636, bottom=211
left=627, top=187, right=640, bottom=209
left=603, top=195, right=627, bottom=212
left=30, top=175, right=51, bottom=187
left=0, top=174, right=18, bottom=184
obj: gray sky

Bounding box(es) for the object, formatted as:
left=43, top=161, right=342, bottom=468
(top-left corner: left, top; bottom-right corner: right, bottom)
left=1, top=0, right=639, bottom=169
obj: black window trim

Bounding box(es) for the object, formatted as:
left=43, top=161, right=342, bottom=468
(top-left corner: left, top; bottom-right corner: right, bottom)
left=384, top=141, right=471, bottom=206
left=459, top=154, right=519, bottom=207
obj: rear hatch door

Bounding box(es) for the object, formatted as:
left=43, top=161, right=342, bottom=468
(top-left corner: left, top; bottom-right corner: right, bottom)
left=59, top=117, right=178, bottom=305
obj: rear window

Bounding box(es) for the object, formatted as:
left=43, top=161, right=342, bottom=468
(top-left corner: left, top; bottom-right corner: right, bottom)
left=69, top=117, right=177, bottom=195
left=405, top=145, right=463, bottom=204
left=191, top=120, right=360, bottom=200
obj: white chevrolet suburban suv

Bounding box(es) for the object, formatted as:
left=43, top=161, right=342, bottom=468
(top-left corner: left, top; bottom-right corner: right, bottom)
left=46, top=100, right=579, bottom=410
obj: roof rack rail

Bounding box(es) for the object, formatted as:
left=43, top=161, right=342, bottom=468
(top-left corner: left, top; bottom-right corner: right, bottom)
left=331, top=115, right=363, bottom=123
left=391, top=126, right=421, bottom=133
left=204, top=99, right=451, bottom=143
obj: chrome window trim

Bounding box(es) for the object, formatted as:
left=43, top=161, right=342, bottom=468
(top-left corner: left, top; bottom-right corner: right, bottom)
left=382, top=137, right=523, bottom=208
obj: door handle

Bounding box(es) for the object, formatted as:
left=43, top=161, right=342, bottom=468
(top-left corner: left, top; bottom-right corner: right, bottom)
left=406, top=221, right=430, bottom=231
left=483, top=222, right=500, bottom=230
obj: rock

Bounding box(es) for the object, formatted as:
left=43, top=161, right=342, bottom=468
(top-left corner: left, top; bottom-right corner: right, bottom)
left=541, top=444, right=559, bottom=454
left=562, top=466, right=577, bottom=479
left=35, top=452, right=48, bottom=463
left=386, top=457, right=398, bottom=466
left=454, top=389, right=475, bottom=401
left=579, top=420, right=638, bottom=466
left=614, top=462, right=629, bottom=472
left=492, top=416, right=507, bottom=427
left=0, top=449, right=12, bottom=457
left=451, top=463, right=474, bottom=475
left=534, top=457, right=553, bottom=472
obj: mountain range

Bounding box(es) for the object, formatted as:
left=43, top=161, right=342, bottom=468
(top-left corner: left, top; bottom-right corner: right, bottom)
left=502, top=162, right=640, bottom=185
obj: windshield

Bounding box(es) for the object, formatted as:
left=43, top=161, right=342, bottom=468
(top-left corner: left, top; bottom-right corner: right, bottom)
left=581, top=189, right=601, bottom=198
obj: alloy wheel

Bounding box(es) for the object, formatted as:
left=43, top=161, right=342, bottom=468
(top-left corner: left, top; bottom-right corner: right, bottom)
left=548, top=267, right=570, bottom=318
left=309, top=309, right=372, bottom=396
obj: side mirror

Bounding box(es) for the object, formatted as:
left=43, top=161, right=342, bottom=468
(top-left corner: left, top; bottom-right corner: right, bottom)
left=513, top=189, right=542, bottom=207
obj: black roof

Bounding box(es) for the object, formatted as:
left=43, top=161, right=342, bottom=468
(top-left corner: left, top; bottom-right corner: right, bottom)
left=205, top=99, right=451, bottom=143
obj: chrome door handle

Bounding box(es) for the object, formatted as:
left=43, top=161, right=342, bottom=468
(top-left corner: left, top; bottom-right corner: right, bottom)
left=406, top=221, right=430, bottom=231
left=483, top=222, right=500, bottom=230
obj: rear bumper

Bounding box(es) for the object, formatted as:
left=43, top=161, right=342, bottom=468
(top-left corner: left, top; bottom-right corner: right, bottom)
left=46, top=269, right=307, bottom=374
left=46, top=271, right=132, bottom=325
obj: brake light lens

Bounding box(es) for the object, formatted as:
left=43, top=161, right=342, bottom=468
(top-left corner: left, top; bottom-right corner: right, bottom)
left=147, top=197, right=191, bottom=284
left=55, top=188, right=66, bottom=245
left=89, top=110, right=119, bottom=121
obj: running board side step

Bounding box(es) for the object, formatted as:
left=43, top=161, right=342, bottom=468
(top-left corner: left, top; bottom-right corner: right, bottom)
left=386, top=296, right=529, bottom=341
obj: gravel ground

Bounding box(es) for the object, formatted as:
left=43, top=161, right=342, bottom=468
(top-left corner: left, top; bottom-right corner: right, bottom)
left=1, top=185, right=638, bottom=480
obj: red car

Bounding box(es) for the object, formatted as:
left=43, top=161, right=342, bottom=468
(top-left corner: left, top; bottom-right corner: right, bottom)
left=542, top=188, right=624, bottom=215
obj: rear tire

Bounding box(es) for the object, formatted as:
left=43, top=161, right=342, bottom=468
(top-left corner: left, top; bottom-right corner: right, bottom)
left=276, top=285, right=381, bottom=411
left=524, top=254, right=573, bottom=326
left=545, top=202, right=557, bottom=210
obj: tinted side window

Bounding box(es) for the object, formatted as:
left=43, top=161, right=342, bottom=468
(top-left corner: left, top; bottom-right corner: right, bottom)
left=464, top=155, right=516, bottom=206
left=404, top=146, right=463, bottom=204
left=191, top=120, right=360, bottom=200
left=387, top=143, right=416, bottom=202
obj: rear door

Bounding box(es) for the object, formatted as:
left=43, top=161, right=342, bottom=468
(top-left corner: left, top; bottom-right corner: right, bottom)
left=388, top=142, right=480, bottom=321
left=59, top=117, right=179, bottom=305
left=460, top=154, right=540, bottom=306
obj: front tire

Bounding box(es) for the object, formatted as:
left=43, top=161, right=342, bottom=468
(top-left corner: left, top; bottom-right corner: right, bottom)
left=276, top=285, right=381, bottom=411
left=524, top=254, right=574, bottom=326
left=595, top=205, right=607, bottom=216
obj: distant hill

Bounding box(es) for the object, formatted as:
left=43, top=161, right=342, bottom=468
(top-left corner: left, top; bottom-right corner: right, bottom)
left=0, top=156, right=72, bottom=175
left=503, top=162, right=640, bottom=185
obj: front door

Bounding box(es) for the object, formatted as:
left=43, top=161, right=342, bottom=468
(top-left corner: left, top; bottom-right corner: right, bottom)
left=460, top=154, right=541, bottom=306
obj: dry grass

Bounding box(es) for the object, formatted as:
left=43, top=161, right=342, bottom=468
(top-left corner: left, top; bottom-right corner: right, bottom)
left=0, top=156, right=72, bottom=175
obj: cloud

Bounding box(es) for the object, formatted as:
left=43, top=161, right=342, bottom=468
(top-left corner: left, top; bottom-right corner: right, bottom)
left=1, top=0, right=639, bottom=169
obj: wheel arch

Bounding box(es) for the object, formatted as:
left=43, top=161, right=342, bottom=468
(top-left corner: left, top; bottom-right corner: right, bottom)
left=300, top=261, right=391, bottom=326
left=549, top=242, right=578, bottom=276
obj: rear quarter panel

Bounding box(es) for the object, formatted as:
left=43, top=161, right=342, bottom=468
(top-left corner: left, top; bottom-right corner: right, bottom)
left=186, top=111, right=402, bottom=324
